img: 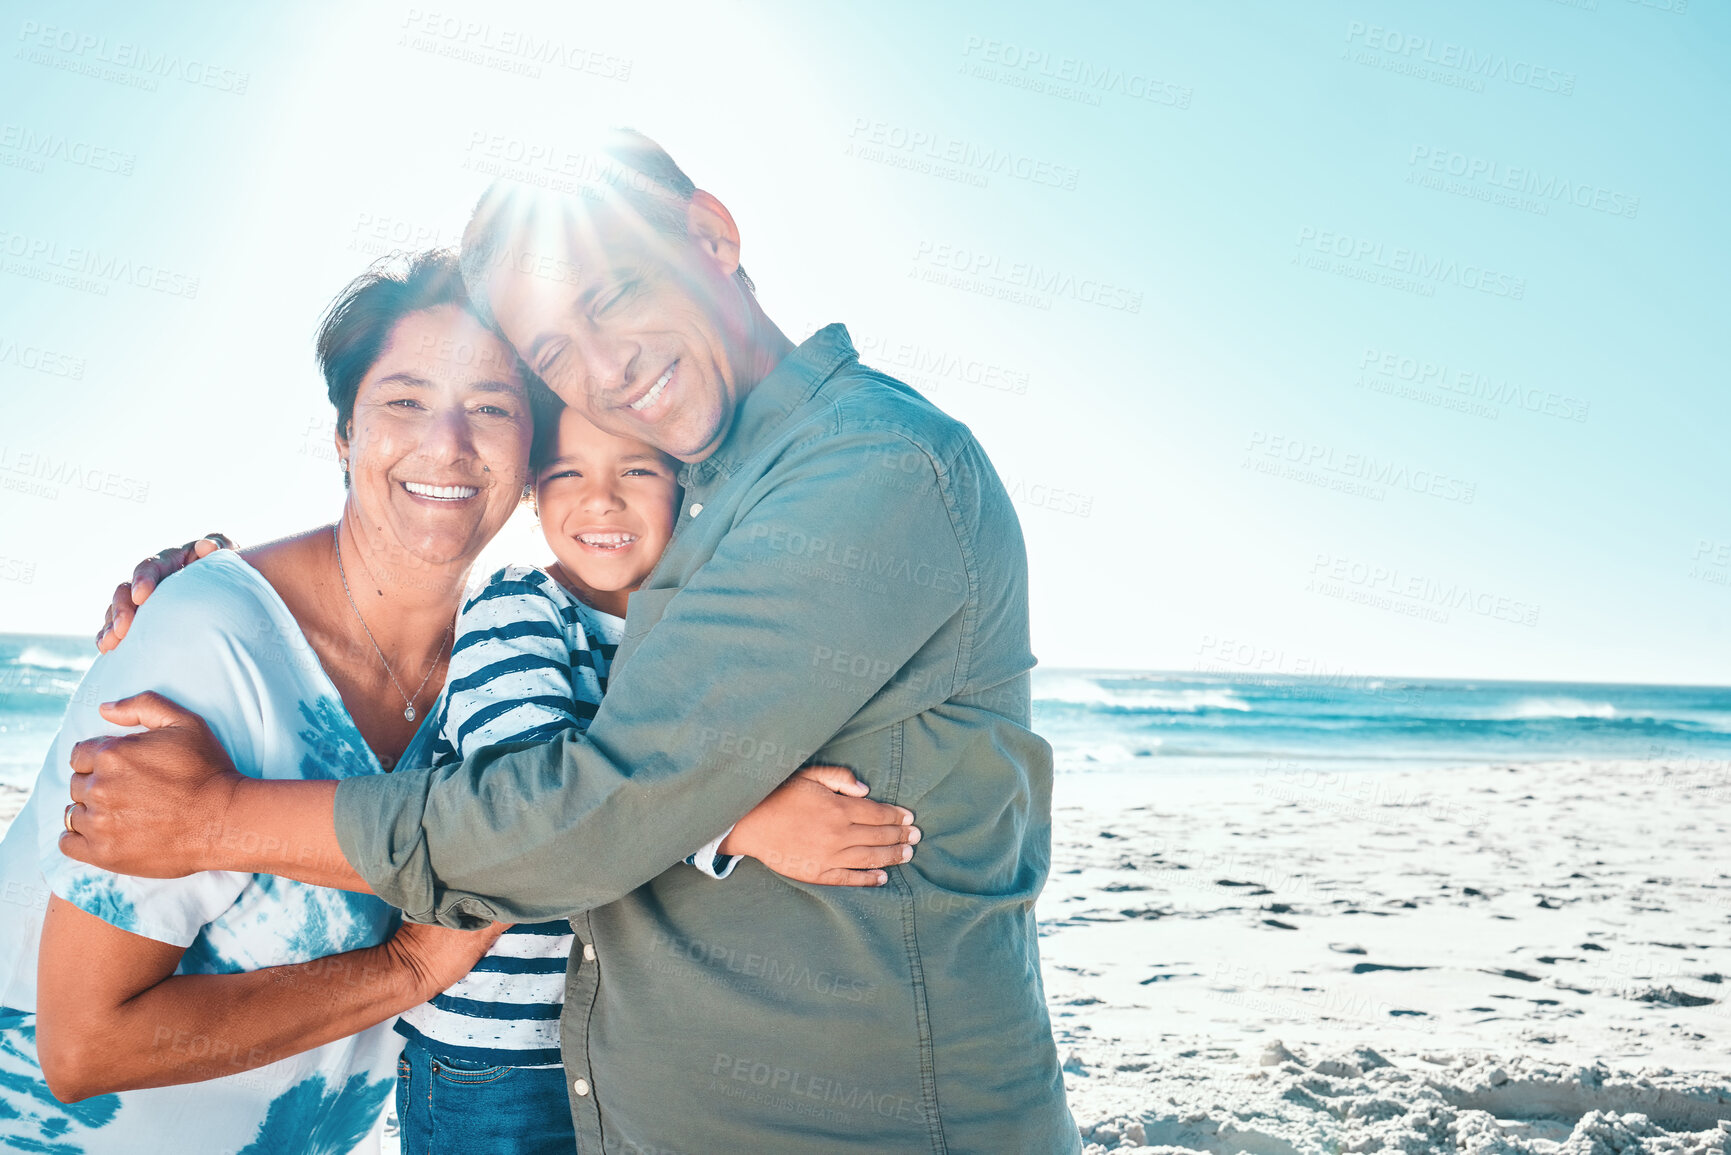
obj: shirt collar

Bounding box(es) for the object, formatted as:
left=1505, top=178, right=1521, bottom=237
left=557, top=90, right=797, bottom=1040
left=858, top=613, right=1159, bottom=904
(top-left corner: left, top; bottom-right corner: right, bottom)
left=679, top=324, right=858, bottom=491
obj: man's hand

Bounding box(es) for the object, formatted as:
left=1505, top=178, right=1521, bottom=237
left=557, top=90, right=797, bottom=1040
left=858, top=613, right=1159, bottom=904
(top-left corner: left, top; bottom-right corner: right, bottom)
left=97, top=534, right=233, bottom=653
left=63, top=691, right=246, bottom=878
left=385, top=920, right=512, bottom=998
left=721, top=766, right=920, bottom=887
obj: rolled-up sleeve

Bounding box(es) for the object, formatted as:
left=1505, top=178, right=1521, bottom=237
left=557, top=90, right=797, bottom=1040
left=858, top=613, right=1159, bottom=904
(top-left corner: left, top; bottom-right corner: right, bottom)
left=334, top=426, right=970, bottom=926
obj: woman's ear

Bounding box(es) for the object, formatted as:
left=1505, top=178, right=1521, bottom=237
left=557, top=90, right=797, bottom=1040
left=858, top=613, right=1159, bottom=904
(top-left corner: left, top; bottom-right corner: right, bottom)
left=334, top=424, right=351, bottom=487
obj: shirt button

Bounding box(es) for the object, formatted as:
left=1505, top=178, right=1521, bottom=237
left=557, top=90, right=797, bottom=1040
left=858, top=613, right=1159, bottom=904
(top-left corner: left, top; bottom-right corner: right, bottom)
left=573, top=1077, right=590, bottom=1097
left=583, top=942, right=597, bottom=962
left=689, top=503, right=703, bottom=516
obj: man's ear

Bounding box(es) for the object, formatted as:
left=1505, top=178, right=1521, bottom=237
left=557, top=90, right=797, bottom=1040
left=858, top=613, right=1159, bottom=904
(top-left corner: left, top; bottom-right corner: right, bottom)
left=686, top=190, right=742, bottom=278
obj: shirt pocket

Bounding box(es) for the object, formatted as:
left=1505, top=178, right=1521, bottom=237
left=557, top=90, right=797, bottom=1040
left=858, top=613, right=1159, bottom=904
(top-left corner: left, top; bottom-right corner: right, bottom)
left=614, top=585, right=680, bottom=670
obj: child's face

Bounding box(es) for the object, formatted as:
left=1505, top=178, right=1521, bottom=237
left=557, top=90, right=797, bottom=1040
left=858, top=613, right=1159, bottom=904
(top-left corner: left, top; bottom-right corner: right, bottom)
left=535, top=407, right=680, bottom=608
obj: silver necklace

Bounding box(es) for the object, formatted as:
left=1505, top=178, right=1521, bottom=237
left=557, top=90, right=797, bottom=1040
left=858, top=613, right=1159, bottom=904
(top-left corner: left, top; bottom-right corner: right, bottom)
left=331, top=523, right=449, bottom=723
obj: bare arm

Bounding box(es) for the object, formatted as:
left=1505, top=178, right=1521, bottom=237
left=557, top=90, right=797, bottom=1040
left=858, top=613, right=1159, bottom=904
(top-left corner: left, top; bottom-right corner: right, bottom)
left=37, top=895, right=503, bottom=1102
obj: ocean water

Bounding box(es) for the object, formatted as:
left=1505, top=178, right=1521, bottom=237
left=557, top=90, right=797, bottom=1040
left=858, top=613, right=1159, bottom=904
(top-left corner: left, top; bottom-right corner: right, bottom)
left=0, top=633, right=96, bottom=793
left=4, top=633, right=1730, bottom=793
left=1033, top=668, right=1731, bottom=776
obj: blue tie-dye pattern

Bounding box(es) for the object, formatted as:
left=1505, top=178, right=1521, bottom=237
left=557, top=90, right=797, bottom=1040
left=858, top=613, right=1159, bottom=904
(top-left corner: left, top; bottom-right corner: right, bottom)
left=55, top=876, right=138, bottom=932
left=234, top=1072, right=392, bottom=1155
left=295, top=699, right=378, bottom=782
left=0, top=554, right=414, bottom=1151
left=175, top=928, right=230, bottom=976
left=176, top=872, right=396, bottom=980
left=0, top=1018, right=123, bottom=1152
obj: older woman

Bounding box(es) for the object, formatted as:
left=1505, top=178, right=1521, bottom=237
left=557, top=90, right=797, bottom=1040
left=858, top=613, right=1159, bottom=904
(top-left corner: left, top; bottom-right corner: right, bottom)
left=0, top=250, right=882, bottom=1153
left=0, top=251, right=527, bottom=1152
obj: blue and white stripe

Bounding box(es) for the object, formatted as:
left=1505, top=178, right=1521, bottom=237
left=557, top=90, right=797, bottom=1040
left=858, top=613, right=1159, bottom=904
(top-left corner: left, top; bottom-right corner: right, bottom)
left=399, top=565, right=739, bottom=1069
left=398, top=565, right=621, bottom=1069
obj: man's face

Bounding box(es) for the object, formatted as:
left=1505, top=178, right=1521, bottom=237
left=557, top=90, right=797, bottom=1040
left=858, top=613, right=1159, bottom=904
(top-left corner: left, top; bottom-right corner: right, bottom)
left=486, top=199, right=748, bottom=464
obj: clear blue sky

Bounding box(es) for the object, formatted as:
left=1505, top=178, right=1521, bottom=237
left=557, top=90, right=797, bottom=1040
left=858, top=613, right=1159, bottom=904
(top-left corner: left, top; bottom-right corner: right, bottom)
left=0, top=0, right=1725, bottom=683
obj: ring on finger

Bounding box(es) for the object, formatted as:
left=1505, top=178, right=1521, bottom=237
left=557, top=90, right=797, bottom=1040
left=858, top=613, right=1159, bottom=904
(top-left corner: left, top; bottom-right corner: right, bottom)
left=63, top=802, right=76, bottom=833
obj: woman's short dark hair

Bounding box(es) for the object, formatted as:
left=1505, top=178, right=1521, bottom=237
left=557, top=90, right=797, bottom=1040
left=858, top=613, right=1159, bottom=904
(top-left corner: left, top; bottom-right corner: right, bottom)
left=314, top=249, right=560, bottom=478
left=316, top=249, right=473, bottom=441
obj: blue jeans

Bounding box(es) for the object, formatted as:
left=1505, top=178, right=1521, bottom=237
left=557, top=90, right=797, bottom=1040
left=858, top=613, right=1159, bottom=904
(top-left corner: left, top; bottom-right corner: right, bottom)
left=396, top=1038, right=577, bottom=1155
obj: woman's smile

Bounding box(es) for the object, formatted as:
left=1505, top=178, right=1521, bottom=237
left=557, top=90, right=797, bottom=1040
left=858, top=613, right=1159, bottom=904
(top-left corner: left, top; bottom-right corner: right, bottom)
left=399, top=479, right=483, bottom=502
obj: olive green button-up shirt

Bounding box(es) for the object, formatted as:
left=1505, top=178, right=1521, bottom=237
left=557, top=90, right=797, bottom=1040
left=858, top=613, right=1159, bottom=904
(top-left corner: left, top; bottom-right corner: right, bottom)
left=335, top=324, right=1078, bottom=1153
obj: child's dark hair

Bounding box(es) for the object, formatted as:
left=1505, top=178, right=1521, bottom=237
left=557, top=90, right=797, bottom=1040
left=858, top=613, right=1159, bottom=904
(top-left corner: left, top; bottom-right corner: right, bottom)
left=529, top=391, right=568, bottom=474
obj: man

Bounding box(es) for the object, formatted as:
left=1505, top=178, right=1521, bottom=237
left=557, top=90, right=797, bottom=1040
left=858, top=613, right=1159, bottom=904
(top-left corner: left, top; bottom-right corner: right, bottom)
left=69, top=130, right=1077, bottom=1153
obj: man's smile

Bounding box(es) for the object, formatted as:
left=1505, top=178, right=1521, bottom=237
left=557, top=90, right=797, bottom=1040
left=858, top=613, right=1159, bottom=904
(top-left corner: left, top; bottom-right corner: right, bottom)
left=620, top=361, right=677, bottom=418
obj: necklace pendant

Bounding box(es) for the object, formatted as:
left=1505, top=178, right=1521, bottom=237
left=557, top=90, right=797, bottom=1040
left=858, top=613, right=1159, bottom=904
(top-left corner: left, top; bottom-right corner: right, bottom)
left=404, top=705, right=416, bottom=723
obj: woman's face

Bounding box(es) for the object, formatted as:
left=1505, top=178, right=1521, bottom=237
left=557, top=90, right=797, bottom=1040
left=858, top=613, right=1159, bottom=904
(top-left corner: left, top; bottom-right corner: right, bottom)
left=336, top=304, right=532, bottom=568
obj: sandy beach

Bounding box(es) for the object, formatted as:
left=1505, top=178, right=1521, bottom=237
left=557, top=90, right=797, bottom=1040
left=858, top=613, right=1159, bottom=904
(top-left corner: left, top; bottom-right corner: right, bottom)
left=4, top=755, right=1727, bottom=1152
left=1045, top=758, right=1731, bottom=1153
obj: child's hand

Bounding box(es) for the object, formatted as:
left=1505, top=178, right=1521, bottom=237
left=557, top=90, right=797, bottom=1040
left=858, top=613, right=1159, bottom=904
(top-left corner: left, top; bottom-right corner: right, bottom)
left=721, top=766, right=919, bottom=887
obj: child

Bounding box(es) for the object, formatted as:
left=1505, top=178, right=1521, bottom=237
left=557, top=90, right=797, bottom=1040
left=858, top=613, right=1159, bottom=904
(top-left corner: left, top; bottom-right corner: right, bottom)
left=393, top=403, right=912, bottom=1153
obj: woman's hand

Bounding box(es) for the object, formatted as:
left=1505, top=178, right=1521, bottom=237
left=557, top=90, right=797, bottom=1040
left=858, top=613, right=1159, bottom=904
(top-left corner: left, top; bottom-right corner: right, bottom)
left=384, top=920, right=511, bottom=998
left=721, top=766, right=920, bottom=887
left=97, top=534, right=232, bottom=653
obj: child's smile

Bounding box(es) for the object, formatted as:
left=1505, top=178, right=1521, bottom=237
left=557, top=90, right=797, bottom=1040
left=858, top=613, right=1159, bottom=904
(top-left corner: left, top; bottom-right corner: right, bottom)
left=534, top=405, right=681, bottom=618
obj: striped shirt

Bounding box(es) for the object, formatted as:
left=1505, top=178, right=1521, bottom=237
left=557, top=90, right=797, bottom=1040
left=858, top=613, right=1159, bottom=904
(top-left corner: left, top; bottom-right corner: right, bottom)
left=396, top=565, right=735, bottom=1067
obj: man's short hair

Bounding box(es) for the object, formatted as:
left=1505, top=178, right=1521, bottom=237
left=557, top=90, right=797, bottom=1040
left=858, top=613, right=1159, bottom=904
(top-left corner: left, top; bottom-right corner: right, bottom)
left=459, top=128, right=754, bottom=329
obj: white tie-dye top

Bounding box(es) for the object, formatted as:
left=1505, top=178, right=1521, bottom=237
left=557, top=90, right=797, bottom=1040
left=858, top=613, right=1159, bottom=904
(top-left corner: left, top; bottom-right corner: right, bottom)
left=0, top=549, right=435, bottom=1154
